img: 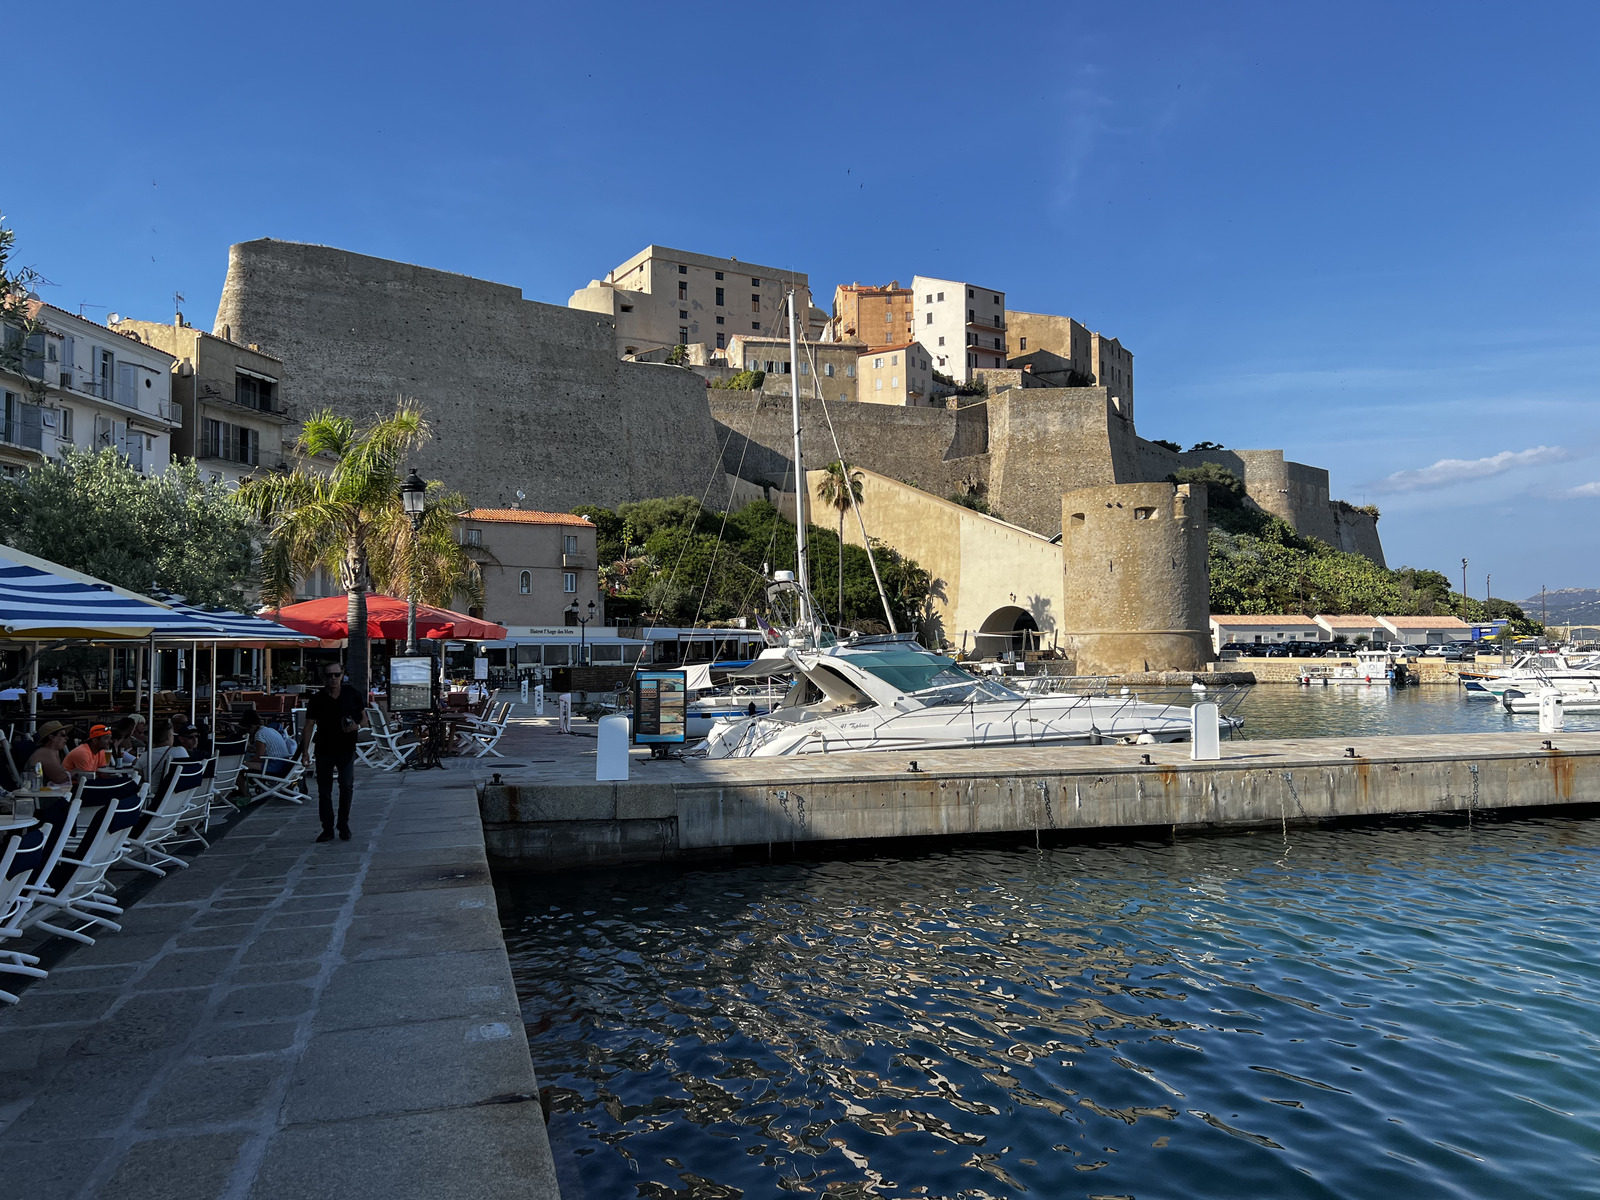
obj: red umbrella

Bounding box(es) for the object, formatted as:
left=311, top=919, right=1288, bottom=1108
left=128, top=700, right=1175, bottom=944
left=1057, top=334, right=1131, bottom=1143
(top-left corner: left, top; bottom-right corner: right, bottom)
left=268, top=595, right=507, bottom=641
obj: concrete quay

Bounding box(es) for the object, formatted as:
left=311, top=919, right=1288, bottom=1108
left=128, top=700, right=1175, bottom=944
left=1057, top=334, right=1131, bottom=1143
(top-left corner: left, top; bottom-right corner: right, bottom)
left=481, top=719, right=1600, bottom=869
left=0, top=771, right=559, bottom=1200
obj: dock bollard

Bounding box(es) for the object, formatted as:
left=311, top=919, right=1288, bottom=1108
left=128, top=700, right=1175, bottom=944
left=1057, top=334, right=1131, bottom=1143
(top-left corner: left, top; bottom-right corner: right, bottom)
left=596, top=714, right=630, bottom=781
left=1190, top=701, right=1221, bottom=760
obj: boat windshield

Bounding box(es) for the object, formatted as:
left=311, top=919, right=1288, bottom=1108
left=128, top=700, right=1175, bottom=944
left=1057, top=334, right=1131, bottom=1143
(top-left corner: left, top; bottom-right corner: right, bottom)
left=839, top=648, right=1024, bottom=701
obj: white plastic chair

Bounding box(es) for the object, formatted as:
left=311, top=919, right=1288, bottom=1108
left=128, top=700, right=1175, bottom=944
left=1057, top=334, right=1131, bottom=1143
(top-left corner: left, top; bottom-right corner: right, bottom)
left=245, top=755, right=307, bottom=805
left=24, top=779, right=143, bottom=945
left=359, top=708, right=418, bottom=771
left=120, top=759, right=208, bottom=876
left=458, top=701, right=515, bottom=758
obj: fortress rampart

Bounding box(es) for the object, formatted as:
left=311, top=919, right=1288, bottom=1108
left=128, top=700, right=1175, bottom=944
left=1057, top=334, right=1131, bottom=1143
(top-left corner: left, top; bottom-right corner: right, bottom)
left=213, top=240, right=725, bottom=511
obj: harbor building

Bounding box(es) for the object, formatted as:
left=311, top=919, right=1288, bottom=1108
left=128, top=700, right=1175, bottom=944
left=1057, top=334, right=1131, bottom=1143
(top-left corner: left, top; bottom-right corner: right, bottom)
left=457, top=507, right=601, bottom=630
left=1376, top=615, right=1472, bottom=646
left=114, top=315, right=296, bottom=485
left=1209, top=615, right=1328, bottom=650
left=912, top=276, right=1007, bottom=380
left=857, top=342, right=935, bottom=407
left=568, top=246, right=822, bottom=358
left=832, top=282, right=915, bottom=347
left=0, top=303, right=179, bottom=478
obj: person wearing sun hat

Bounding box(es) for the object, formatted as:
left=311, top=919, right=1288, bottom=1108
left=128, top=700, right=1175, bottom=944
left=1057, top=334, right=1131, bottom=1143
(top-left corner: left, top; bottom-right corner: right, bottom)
left=63, top=724, right=115, bottom=775
left=24, top=721, right=71, bottom=785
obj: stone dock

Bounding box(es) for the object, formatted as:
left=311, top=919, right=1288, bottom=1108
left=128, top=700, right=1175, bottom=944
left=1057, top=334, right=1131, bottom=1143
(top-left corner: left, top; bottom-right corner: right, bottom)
left=0, top=769, right=559, bottom=1200
left=483, top=721, right=1600, bottom=868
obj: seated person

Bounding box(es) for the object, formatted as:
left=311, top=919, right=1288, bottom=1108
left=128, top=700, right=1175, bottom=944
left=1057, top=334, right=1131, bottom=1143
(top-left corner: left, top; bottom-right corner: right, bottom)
left=109, top=716, right=141, bottom=768
left=135, top=718, right=186, bottom=784
left=63, top=724, right=115, bottom=775
left=24, top=720, right=72, bottom=786
left=240, top=711, right=295, bottom=776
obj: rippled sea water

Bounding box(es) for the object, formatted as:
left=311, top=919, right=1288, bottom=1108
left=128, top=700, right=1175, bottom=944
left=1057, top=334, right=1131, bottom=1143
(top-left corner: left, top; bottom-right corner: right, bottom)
left=503, top=812, right=1600, bottom=1199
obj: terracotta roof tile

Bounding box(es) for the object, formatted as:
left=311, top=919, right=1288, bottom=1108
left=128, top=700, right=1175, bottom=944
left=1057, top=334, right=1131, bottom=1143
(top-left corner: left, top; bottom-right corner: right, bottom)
left=460, top=508, right=594, bottom=526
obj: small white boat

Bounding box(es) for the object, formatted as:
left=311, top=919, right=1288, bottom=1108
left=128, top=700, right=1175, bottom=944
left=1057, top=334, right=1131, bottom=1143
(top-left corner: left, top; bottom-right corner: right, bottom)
left=1461, top=653, right=1600, bottom=700
left=1502, top=679, right=1600, bottom=713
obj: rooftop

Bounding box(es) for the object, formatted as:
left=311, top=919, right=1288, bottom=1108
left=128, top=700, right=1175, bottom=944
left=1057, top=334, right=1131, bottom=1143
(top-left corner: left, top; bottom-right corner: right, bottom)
left=1211, top=615, right=1321, bottom=625
left=862, top=342, right=921, bottom=355
left=461, top=508, right=594, bottom=526
left=1381, top=615, right=1472, bottom=628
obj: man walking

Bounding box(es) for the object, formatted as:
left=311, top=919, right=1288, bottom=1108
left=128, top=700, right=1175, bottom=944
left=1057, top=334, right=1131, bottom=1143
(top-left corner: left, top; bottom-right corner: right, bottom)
left=300, top=663, right=368, bottom=842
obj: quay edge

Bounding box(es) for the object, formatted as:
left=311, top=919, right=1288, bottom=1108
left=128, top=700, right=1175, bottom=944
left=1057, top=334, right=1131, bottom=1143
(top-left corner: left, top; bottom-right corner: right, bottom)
left=477, top=733, right=1600, bottom=870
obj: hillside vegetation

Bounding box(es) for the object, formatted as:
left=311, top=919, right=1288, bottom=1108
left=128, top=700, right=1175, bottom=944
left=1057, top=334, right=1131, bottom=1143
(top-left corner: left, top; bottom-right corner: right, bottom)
left=1170, top=465, right=1538, bottom=630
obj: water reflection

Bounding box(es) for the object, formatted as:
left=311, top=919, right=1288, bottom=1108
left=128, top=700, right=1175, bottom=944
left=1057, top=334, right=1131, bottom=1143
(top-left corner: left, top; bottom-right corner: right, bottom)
left=503, top=816, right=1600, bottom=1199
left=1234, top=682, right=1600, bottom=739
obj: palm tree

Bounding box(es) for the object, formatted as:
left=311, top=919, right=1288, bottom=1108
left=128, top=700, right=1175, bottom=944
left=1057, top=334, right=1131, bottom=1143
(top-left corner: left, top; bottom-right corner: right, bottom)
left=240, top=400, right=483, bottom=690
left=816, top=460, right=864, bottom=628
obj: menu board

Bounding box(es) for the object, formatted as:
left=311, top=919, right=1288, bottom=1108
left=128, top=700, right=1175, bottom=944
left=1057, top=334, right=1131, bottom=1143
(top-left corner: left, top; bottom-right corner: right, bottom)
left=633, top=671, right=687, bottom=744
left=389, top=656, right=435, bottom=713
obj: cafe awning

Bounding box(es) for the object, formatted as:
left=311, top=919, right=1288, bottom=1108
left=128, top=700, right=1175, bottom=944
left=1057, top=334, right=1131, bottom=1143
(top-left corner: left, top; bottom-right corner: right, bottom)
left=268, top=594, right=508, bottom=642
left=0, top=545, right=228, bottom=640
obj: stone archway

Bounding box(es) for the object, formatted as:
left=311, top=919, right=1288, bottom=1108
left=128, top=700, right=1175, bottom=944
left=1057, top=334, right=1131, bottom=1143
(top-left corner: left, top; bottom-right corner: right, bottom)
left=976, top=606, right=1040, bottom=657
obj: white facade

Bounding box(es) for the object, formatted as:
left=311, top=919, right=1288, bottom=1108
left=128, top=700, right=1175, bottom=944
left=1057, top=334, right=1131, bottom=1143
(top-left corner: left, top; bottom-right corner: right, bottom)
left=1376, top=616, right=1472, bottom=646
left=857, top=341, right=935, bottom=406
left=569, top=245, right=822, bottom=358
left=0, top=304, right=180, bottom=478
left=1210, top=615, right=1325, bottom=651
left=912, top=276, right=1007, bottom=381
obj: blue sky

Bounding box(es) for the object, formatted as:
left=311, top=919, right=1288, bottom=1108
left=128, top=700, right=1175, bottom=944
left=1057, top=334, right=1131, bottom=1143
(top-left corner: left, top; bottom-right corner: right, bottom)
left=9, top=2, right=1599, bottom=601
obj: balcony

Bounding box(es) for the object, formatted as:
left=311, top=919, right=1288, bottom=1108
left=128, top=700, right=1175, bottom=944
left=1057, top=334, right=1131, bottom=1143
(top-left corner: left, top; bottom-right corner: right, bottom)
left=562, top=552, right=589, bottom=569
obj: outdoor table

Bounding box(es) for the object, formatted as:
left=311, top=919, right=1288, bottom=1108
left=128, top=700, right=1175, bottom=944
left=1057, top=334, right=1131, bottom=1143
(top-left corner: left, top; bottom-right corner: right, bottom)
left=0, top=686, right=58, bottom=702
left=0, top=815, right=38, bottom=833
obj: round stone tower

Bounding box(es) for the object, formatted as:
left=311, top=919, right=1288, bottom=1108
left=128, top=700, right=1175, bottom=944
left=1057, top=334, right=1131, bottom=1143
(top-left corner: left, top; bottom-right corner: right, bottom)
left=1060, top=481, right=1211, bottom=674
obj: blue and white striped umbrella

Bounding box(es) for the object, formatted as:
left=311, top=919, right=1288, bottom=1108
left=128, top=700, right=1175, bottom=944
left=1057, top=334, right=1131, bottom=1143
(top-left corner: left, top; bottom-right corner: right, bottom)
left=0, top=545, right=228, bottom=640
left=151, top=594, right=319, bottom=646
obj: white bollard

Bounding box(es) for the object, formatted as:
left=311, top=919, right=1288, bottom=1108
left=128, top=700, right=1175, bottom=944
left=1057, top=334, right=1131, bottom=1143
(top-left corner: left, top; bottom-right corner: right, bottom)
left=1538, top=688, right=1564, bottom=734
left=596, top=713, right=630, bottom=780
left=1190, top=701, right=1221, bottom=760
left=520, top=677, right=529, bottom=703
left=533, top=684, right=545, bottom=716
left=558, top=693, right=572, bottom=734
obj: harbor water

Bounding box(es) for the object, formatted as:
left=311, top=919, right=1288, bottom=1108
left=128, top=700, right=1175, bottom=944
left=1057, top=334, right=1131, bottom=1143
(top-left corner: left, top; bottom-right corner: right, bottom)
left=503, top=687, right=1600, bottom=1199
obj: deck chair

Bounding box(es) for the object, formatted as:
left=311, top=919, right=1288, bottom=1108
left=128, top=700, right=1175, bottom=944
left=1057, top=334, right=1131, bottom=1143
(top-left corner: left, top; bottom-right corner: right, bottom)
left=458, top=701, right=514, bottom=758
left=0, top=823, right=60, bottom=1003
left=204, top=737, right=250, bottom=825
left=120, top=759, right=208, bottom=876
left=244, top=754, right=307, bottom=805
left=24, top=778, right=143, bottom=945
left=359, top=708, right=417, bottom=771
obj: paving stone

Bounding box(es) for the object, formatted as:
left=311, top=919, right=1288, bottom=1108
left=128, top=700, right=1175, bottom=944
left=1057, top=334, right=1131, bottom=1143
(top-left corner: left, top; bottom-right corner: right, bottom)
left=238, top=929, right=336, bottom=966
left=342, top=906, right=506, bottom=962
left=68, top=990, right=209, bottom=1058
left=114, top=903, right=204, bottom=934
left=188, top=1019, right=301, bottom=1059
left=0, top=1135, right=115, bottom=1200
left=41, top=962, right=141, bottom=989
left=230, top=960, right=321, bottom=985
left=0, top=986, right=122, bottom=1025
left=283, top=1016, right=537, bottom=1122
left=217, top=981, right=317, bottom=1023
left=135, top=948, right=238, bottom=991
left=138, top=1058, right=282, bottom=1129
left=104, top=1131, right=249, bottom=1199
left=51, top=932, right=175, bottom=967
left=2, top=1050, right=169, bottom=1139
left=210, top=895, right=279, bottom=911
left=250, top=1104, right=557, bottom=1200
left=175, top=924, right=256, bottom=950
left=314, top=950, right=516, bottom=1032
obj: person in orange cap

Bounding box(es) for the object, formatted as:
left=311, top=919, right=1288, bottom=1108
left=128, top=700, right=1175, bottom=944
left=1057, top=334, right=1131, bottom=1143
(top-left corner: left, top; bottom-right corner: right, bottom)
left=63, top=724, right=115, bottom=775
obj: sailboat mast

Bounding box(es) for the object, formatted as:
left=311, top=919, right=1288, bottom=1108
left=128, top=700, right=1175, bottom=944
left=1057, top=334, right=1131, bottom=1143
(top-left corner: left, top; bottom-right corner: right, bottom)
left=787, top=289, right=811, bottom=624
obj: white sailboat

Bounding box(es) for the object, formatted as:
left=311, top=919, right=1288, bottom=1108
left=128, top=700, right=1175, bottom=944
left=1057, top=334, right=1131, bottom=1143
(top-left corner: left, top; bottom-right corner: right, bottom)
left=697, top=292, right=1234, bottom=760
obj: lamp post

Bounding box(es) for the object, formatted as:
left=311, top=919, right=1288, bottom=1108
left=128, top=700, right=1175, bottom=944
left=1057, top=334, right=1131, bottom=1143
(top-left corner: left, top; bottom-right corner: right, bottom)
left=567, top=599, right=596, bottom=668
left=400, top=468, right=427, bottom=654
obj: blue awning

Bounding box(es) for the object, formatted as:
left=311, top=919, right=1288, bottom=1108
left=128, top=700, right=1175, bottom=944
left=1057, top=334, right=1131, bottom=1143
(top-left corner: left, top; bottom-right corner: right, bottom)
left=151, top=594, right=320, bottom=646
left=0, top=545, right=228, bottom=640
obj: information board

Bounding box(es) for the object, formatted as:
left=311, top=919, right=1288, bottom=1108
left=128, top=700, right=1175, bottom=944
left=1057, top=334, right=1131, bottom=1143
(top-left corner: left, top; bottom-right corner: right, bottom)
left=632, top=670, right=687, bottom=745
left=389, top=656, right=435, bottom=713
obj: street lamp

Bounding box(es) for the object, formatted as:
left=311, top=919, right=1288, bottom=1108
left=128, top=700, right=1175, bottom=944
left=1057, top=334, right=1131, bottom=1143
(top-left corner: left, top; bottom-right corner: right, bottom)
left=400, top=468, right=427, bottom=654
left=567, top=599, right=597, bottom=666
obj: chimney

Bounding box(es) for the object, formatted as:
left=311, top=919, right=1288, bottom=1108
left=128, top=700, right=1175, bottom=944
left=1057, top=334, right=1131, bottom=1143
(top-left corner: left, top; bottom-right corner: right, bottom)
left=174, top=311, right=185, bottom=326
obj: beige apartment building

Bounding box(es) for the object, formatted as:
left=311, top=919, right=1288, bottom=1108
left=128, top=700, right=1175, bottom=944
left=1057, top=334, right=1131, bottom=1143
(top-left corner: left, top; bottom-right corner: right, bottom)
left=726, top=335, right=860, bottom=403
left=1, top=303, right=181, bottom=478
left=1006, top=310, right=1133, bottom=417
left=857, top=341, right=934, bottom=406
left=912, top=277, right=1007, bottom=380
left=116, top=316, right=296, bottom=484
left=833, top=282, right=914, bottom=347
left=458, top=508, right=601, bottom=631
left=569, top=246, right=823, bottom=358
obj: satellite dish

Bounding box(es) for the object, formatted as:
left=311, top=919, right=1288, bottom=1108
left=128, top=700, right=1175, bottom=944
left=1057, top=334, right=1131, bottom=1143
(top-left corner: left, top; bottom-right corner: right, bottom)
left=107, top=312, right=121, bottom=324
left=515, top=489, right=526, bottom=502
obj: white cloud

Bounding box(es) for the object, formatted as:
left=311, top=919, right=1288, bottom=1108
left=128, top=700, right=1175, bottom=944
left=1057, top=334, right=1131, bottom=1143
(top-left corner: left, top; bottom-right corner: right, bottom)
left=1565, top=482, right=1600, bottom=498
left=1376, top=446, right=1571, bottom=492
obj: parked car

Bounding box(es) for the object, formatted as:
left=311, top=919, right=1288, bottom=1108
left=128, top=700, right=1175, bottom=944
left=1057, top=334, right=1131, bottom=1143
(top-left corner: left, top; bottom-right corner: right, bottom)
left=1219, top=642, right=1258, bottom=656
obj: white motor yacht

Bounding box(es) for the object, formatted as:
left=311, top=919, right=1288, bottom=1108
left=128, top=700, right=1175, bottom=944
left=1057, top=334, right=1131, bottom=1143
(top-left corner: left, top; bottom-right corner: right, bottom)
left=1459, top=653, right=1600, bottom=700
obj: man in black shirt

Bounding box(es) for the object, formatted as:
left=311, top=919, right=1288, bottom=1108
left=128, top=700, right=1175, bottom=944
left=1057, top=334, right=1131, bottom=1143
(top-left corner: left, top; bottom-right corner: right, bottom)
left=299, top=663, right=369, bottom=842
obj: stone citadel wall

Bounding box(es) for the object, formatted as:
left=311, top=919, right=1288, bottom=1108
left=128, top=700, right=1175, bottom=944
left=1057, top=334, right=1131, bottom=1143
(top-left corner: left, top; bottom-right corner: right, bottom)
left=212, top=239, right=725, bottom=511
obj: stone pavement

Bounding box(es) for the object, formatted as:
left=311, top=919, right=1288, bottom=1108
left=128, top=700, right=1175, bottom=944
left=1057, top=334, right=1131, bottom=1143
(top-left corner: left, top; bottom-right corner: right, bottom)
left=0, top=770, right=560, bottom=1200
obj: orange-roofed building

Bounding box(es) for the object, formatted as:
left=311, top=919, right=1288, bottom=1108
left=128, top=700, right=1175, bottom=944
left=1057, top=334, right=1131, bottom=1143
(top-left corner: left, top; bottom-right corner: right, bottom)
left=457, top=507, right=600, bottom=632
left=1376, top=615, right=1472, bottom=646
